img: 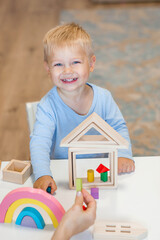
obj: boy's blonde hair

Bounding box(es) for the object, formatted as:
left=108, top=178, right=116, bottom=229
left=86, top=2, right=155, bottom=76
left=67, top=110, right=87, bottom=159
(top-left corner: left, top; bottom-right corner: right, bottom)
left=43, top=23, right=94, bottom=63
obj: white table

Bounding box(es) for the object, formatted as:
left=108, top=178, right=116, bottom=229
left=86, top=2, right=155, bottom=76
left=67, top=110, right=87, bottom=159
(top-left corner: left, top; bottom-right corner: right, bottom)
left=0, top=156, right=160, bottom=240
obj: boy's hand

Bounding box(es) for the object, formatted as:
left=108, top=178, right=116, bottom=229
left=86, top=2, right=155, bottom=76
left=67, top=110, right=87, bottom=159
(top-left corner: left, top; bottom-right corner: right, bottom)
left=118, top=157, right=135, bottom=174
left=33, top=175, right=57, bottom=194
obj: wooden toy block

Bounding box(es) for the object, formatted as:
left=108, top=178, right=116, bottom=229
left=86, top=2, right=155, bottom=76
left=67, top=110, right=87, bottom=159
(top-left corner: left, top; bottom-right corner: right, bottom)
left=96, top=164, right=110, bottom=182
left=93, top=221, right=148, bottom=240
left=16, top=207, right=45, bottom=229
left=46, top=186, right=51, bottom=194
left=76, top=178, right=82, bottom=192
left=91, top=188, right=99, bottom=199
left=96, top=164, right=110, bottom=174
left=101, top=172, right=108, bottom=182
left=2, top=159, right=32, bottom=184
left=61, top=112, right=128, bottom=189
left=83, top=205, right=87, bottom=211
left=87, top=169, right=94, bottom=182
left=20, top=216, right=37, bottom=228
left=0, top=187, right=65, bottom=229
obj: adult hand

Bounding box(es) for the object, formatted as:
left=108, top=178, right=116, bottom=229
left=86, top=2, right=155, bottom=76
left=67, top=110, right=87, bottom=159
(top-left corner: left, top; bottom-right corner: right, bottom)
left=52, top=189, right=96, bottom=240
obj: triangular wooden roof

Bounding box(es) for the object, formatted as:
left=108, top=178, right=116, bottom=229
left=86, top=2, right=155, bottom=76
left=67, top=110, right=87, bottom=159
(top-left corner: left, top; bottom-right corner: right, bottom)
left=60, top=112, right=129, bottom=149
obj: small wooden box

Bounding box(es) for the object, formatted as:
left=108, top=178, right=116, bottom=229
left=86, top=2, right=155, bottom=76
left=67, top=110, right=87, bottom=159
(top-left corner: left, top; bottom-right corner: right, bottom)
left=3, top=159, right=32, bottom=184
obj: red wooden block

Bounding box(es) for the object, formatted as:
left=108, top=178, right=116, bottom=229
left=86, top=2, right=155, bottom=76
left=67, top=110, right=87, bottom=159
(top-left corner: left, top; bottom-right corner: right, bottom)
left=82, top=205, right=87, bottom=211
left=96, top=164, right=109, bottom=173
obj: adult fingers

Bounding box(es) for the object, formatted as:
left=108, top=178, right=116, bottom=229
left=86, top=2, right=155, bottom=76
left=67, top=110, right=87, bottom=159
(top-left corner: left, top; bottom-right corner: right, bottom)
left=82, top=189, right=96, bottom=210
left=75, top=191, right=84, bottom=207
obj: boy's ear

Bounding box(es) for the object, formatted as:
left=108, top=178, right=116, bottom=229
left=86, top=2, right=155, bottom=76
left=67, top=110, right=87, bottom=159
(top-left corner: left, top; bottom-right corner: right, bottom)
left=44, top=61, right=50, bottom=73
left=90, top=55, right=96, bottom=72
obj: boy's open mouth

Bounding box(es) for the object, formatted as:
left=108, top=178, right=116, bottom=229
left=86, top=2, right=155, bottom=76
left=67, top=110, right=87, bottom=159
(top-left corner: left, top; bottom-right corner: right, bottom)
left=61, top=78, right=78, bottom=83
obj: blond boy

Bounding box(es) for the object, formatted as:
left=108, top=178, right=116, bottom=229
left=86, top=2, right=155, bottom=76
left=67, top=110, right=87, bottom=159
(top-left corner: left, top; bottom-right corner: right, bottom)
left=30, top=23, right=135, bottom=194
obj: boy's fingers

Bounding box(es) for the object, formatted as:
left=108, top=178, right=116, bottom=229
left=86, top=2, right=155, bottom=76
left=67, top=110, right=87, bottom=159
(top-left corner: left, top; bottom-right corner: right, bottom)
left=43, top=184, right=49, bottom=192
left=51, top=183, right=57, bottom=194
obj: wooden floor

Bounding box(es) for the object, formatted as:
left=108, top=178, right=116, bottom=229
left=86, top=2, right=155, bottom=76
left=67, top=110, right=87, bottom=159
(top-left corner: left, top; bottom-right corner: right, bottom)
left=0, top=0, right=159, bottom=161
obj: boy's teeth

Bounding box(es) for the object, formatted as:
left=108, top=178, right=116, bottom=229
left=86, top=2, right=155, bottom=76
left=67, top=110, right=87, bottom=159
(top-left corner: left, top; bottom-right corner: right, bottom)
left=63, top=78, right=77, bottom=82
left=65, top=79, right=72, bottom=82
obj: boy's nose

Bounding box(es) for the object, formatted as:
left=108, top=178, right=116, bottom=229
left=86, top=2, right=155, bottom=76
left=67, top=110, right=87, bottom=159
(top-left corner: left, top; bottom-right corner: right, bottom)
left=63, top=66, right=73, bottom=74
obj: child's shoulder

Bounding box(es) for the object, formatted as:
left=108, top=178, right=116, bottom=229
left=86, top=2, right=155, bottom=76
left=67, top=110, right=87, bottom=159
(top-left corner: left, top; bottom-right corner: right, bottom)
left=40, top=86, right=57, bottom=101
left=38, top=86, right=58, bottom=109
left=89, top=83, right=112, bottom=97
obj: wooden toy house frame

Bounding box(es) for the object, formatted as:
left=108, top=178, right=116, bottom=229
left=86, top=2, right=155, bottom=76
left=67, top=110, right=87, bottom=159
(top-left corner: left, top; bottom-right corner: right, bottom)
left=61, top=112, right=129, bottom=189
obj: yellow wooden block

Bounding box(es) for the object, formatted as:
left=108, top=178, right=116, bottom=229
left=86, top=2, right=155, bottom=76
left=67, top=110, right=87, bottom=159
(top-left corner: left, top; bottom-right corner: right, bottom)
left=87, top=169, right=94, bottom=182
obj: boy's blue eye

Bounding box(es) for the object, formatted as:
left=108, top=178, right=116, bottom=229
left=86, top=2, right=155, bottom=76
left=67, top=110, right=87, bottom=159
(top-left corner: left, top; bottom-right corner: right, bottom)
left=73, top=61, right=81, bottom=64
left=54, top=63, right=63, bottom=67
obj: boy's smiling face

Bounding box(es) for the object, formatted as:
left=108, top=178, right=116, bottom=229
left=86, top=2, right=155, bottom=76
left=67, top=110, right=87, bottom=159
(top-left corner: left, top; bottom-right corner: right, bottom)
left=45, top=45, right=95, bottom=94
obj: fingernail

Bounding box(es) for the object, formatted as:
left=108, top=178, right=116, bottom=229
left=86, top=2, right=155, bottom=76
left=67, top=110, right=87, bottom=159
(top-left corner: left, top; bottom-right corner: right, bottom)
left=76, top=191, right=82, bottom=197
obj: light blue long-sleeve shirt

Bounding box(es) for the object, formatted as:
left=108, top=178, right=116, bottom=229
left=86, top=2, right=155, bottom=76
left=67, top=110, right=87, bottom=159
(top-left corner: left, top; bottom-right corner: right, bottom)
left=30, top=83, right=133, bottom=181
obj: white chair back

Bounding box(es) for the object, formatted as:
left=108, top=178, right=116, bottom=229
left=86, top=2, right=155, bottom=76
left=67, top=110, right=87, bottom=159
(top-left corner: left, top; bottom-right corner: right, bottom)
left=25, top=101, right=39, bottom=134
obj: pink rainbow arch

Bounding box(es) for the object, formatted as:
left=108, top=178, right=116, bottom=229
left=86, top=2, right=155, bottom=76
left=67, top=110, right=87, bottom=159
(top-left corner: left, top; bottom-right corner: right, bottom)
left=0, top=187, right=65, bottom=224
